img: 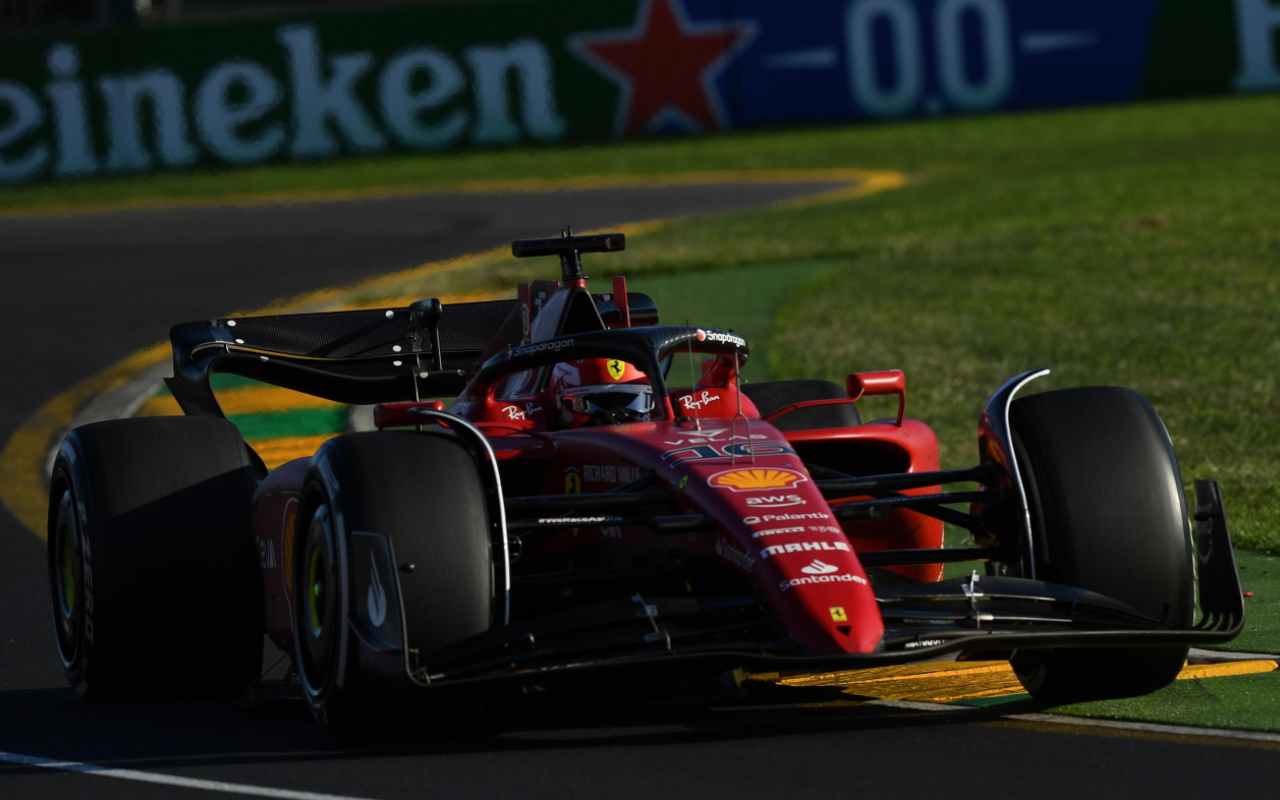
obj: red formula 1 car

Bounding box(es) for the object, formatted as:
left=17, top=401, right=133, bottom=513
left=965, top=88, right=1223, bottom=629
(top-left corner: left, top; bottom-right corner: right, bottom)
left=48, top=231, right=1243, bottom=733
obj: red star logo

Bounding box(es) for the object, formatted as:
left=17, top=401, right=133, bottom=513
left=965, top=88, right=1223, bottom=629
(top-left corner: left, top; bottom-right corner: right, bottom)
left=571, top=0, right=755, bottom=135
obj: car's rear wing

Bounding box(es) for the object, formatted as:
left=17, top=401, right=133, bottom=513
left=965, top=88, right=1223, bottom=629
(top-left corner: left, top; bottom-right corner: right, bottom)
left=165, top=291, right=657, bottom=419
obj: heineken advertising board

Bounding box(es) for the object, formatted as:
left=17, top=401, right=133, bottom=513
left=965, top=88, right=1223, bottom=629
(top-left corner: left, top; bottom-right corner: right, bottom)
left=0, top=0, right=1276, bottom=184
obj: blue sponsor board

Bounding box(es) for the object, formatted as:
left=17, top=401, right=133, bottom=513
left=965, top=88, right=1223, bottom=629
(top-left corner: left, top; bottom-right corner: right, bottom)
left=682, top=0, right=1162, bottom=125
left=0, top=0, right=1271, bottom=185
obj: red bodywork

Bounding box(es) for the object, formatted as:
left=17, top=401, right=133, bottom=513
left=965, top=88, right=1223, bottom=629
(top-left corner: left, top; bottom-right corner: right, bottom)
left=251, top=277, right=944, bottom=660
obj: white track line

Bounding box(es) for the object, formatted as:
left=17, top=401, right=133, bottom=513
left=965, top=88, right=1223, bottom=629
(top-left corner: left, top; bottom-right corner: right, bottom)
left=729, top=698, right=1280, bottom=748
left=864, top=700, right=1280, bottom=746
left=1189, top=647, right=1280, bottom=662
left=1001, top=712, right=1280, bottom=745
left=0, top=750, right=377, bottom=800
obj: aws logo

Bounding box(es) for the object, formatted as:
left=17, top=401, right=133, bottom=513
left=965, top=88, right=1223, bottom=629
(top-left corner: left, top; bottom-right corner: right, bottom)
left=744, top=494, right=804, bottom=509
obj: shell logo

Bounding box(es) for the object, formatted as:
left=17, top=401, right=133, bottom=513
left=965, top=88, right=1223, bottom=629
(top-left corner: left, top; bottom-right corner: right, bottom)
left=708, top=467, right=807, bottom=493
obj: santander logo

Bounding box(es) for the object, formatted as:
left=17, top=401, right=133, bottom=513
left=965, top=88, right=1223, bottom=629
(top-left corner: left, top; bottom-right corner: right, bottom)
left=801, top=559, right=839, bottom=576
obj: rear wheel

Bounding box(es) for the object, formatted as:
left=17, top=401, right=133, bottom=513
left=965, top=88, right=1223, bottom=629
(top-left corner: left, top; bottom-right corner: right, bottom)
left=1008, top=387, right=1194, bottom=704
left=293, top=431, right=496, bottom=739
left=48, top=417, right=262, bottom=700
left=743, top=379, right=860, bottom=431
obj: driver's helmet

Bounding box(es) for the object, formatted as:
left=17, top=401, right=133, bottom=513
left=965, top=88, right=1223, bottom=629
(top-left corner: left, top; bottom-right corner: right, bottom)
left=549, top=358, right=653, bottom=426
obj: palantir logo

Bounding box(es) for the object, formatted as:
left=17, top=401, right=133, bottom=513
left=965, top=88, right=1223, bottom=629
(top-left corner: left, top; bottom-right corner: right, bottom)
left=801, top=559, right=839, bottom=576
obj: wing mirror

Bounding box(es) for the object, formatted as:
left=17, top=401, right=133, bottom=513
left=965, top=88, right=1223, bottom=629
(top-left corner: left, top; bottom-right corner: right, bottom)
left=847, top=370, right=906, bottom=426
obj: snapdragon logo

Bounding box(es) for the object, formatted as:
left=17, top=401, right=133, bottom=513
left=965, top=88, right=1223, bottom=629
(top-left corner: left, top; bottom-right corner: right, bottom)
left=514, top=338, right=577, bottom=357
left=0, top=26, right=568, bottom=183
left=696, top=329, right=747, bottom=349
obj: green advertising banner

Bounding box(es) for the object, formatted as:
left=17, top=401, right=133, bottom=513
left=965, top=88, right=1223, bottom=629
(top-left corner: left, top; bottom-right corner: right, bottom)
left=0, top=0, right=1276, bottom=185
left=0, top=3, right=627, bottom=184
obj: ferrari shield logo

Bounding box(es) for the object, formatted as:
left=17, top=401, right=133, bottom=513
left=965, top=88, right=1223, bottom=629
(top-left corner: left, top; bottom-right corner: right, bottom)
left=565, top=467, right=582, bottom=494
left=606, top=359, right=627, bottom=381
left=829, top=606, right=848, bottom=623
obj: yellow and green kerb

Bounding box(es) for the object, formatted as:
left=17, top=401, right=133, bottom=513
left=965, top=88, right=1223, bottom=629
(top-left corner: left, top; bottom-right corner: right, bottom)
left=138, top=374, right=347, bottom=469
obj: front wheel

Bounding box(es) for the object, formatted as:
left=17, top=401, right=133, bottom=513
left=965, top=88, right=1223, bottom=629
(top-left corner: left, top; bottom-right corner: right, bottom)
left=292, top=431, right=497, bottom=738
left=1007, top=387, right=1194, bottom=704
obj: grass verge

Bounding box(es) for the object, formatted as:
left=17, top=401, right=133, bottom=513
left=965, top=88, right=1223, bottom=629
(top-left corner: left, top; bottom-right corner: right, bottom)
left=1051, top=666, right=1280, bottom=733
left=4, top=94, right=1271, bottom=215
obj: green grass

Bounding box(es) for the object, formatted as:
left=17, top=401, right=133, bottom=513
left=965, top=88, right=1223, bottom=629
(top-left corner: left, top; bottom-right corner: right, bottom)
left=635, top=259, right=841, bottom=383
left=1054, top=669, right=1280, bottom=732
left=958, top=666, right=1280, bottom=732
left=227, top=407, right=348, bottom=441
left=7, top=94, right=1272, bottom=214
left=1232, top=551, right=1280, bottom=654
left=766, top=198, right=1278, bottom=552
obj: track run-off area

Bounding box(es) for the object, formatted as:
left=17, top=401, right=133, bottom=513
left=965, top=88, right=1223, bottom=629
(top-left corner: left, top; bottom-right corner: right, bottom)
left=0, top=169, right=1276, bottom=800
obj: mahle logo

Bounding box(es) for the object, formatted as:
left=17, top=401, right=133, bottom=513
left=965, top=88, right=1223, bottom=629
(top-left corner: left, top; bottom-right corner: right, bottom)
left=0, top=24, right=566, bottom=183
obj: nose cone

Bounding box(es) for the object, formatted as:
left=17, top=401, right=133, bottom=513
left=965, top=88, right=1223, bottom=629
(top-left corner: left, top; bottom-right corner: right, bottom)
left=757, top=541, right=884, bottom=654
left=626, top=419, right=886, bottom=655
left=661, top=441, right=884, bottom=654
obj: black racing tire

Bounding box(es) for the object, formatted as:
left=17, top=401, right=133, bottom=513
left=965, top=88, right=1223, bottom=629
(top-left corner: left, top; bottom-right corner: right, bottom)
left=47, top=417, right=262, bottom=701
left=293, top=431, right=495, bottom=739
left=1008, top=387, right=1195, bottom=705
left=743, top=379, right=861, bottom=431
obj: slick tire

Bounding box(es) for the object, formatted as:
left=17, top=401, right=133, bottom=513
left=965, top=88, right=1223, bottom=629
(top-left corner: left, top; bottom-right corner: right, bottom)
left=1008, top=387, right=1195, bottom=705
left=48, top=417, right=263, bottom=701
left=742, top=380, right=861, bottom=431
left=294, top=431, right=495, bottom=740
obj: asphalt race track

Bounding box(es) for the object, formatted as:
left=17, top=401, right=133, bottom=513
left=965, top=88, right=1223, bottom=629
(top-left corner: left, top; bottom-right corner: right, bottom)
left=1, top=182, right=1275, bottom=799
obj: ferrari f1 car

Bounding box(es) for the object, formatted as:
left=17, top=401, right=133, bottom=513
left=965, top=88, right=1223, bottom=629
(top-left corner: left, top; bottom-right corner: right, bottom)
left=48, top=231, right=1243, bottom=731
